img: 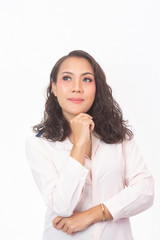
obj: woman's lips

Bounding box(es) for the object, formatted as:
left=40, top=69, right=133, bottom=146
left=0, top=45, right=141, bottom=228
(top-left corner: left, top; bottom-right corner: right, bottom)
left=68, top=98, right=84, bottom=104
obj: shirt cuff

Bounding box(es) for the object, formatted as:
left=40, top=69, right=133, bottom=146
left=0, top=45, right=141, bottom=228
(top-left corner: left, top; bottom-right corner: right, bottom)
left=64, top=156, right=89, bottom=179
left=103, top=198, right=124, bottom=222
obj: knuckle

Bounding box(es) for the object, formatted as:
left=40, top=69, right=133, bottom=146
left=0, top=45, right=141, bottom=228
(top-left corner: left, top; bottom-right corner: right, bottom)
left=70, top=225, right=74, bottom=229
left=57, top=225, right=60, bottom=229
left=66, top=219, right=70, bottom=224
left=65, top=220, right=70, bottom=227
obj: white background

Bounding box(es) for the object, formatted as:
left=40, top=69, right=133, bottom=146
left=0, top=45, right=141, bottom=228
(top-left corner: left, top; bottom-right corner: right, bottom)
left=0, top=0, right=160, bottom=239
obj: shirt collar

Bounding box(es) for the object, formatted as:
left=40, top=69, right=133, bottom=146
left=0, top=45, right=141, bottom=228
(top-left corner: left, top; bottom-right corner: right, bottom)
left=91, top=132, right=100, bottom=158
left=55, top=137, right=72, bottom=150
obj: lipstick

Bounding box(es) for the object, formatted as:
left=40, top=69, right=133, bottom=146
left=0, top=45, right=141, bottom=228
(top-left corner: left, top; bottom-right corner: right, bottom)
left=68, top=98, right=84, bottom=104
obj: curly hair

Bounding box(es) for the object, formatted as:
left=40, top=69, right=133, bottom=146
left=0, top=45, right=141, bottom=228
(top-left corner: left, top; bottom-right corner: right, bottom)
left=33, top=50, right=133, bottom=143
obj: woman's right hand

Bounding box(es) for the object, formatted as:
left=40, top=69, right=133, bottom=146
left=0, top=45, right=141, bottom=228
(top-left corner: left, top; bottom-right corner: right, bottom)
left=69, top=113, right=94, bottom=165
left=70, top=113, right=94, bottom=147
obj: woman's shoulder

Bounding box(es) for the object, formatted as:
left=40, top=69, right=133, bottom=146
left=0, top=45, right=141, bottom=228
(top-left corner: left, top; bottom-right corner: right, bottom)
left=122, top=136, right=137, bottom=148
left=26, top=132, right=54, bottom=150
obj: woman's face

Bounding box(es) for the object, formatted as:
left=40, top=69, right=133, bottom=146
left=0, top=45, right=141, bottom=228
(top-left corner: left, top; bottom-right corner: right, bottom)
left=52, top=57, right=96, bottom=121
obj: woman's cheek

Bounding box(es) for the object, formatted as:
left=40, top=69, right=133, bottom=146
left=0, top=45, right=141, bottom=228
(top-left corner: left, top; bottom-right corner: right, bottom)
left=86, top=82, right=96, bottom=94
left=56, top=79, right=70, bottom=92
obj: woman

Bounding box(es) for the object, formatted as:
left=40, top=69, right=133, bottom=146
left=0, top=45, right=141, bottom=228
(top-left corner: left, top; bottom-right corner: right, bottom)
left=26, top=50, right=154, bottom=240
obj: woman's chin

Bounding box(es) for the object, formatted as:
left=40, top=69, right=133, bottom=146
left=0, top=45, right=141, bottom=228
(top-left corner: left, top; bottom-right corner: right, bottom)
left=62, top=111, right=87, bottom=121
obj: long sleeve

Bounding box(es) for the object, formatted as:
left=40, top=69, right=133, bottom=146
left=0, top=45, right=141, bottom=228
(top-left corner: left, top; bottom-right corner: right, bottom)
left=103, top=138, right=154, bottom=221
left=25, top=137, right=89, bottom=217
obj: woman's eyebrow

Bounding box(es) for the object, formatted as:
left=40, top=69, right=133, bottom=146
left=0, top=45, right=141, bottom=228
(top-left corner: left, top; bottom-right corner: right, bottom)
left=81, top=72, right=94, bottom=76
left=61, top=71, right=73, bottom=75
left=61, top=71, right=94, bottom=76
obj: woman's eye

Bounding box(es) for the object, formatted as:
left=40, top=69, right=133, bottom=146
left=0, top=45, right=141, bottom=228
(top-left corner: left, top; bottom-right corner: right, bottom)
left=83, top=77, right=92, bottom=82
left=63, top=76, right=71, bottom=81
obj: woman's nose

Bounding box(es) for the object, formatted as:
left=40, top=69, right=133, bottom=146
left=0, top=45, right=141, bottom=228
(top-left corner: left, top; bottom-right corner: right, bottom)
left=72, top=80, right=83, bottom=93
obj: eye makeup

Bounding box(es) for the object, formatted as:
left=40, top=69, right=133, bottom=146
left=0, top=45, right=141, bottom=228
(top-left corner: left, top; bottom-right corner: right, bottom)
left=62, top=76, right=71, bottom=81
left=83, top=77, right=93, bottom=82
left=60, top=72, right=95, bottom=83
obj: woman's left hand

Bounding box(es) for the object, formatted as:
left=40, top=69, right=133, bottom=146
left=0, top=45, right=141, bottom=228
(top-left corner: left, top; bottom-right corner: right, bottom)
left=52, top=211, right=92, bottom=235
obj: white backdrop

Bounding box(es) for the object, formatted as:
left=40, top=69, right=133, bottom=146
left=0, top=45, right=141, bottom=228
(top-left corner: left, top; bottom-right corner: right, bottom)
left=0, top=0, right=160, bottom=239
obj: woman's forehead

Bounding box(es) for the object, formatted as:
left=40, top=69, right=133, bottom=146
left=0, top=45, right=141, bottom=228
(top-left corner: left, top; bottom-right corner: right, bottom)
left=57, top=57, right=94, bottom=75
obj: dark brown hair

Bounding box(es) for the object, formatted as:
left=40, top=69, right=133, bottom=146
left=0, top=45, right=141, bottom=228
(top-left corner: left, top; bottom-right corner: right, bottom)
left=33, top=50, right=133, bottom=143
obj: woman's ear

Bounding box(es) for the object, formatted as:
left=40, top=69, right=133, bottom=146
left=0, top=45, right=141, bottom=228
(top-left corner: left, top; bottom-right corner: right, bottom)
left=51, top=82, right=57, bottom=97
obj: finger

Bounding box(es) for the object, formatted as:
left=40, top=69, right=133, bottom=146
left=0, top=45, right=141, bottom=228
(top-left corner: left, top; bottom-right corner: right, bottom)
left=55, top=220, right=65, bottom=230
left=66, top=228, right=74, bottom=235
left=62, top=224, right=68, bottom=232
left=73, top=113, right=93, bottom=120
left=89, top=121, right=95, bottom=131
left=70, top=114, right=93, bottom=126
left=85, top=119, right=95, bottom=131
left=52, top=216, right=63, bottom=227
left=76, top=118, right=94, bottom=131
left=79, top=113, right=93, bottom=119
left=78, top=117, right=94, bottom=125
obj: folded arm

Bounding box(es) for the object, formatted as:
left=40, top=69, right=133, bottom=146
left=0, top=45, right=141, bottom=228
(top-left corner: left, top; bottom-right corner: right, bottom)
left=26, top=138, right=89, bottom=217
left=103, top=138, right=154, bottom=221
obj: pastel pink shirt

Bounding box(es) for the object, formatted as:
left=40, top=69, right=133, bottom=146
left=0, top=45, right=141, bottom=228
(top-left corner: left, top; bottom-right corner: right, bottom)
left=25, top=133, right=154, bottom=240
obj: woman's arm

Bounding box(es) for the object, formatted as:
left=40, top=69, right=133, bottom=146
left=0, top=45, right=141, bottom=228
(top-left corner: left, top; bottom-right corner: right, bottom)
left=26, top=137, right=89, bottom=217
left=53, top=138, right=154, bottom=235
left=103, top=138, right=154, bottom=221
left=52, top=204, right=113, bottom=235
left=26, top=113, right=94, bottom=217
